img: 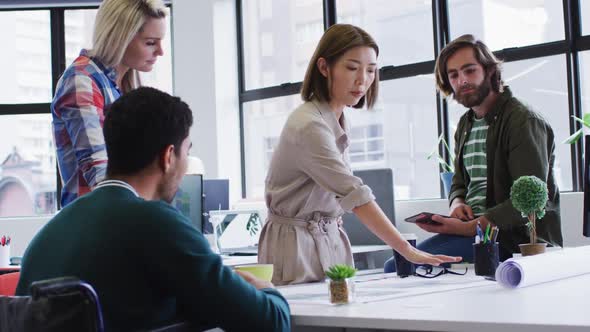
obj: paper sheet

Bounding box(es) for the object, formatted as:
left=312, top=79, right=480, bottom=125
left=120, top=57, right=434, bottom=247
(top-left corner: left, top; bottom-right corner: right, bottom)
left=496, top=245, right=590, bottom=288
left=279, top=273, right=492, bottom=305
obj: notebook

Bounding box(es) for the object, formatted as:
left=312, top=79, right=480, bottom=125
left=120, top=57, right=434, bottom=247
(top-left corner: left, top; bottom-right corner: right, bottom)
left=209, top=210, right=264, bottom=256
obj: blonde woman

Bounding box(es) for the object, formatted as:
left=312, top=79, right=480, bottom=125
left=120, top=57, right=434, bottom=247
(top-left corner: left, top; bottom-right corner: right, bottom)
left=258, top=24, right=462, bottom=285
left=52, top=0, right=167, bottom=207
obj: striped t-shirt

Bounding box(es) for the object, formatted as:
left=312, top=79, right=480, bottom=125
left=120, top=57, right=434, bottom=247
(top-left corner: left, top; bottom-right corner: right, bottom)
left=464, top=117, right=488, bottom=215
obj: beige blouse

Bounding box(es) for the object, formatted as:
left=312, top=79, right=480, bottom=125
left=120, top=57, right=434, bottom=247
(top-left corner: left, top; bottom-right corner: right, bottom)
left=258, top=99, right=375, bottom=285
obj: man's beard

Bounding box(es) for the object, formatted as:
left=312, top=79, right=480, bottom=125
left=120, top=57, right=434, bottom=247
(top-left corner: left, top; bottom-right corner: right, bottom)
left=453, top=79, right=491, bottom=108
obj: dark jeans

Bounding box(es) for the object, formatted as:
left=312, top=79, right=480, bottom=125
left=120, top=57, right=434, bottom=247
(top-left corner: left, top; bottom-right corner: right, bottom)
left=384, top=234, right=474, bottom=273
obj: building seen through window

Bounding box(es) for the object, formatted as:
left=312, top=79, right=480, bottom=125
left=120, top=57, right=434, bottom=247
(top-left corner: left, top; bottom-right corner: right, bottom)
left=0, top=11, right=54, bottom=217
left=0, top=8, right=173, bottom=217
left=241, top=0, right=581, bottom=200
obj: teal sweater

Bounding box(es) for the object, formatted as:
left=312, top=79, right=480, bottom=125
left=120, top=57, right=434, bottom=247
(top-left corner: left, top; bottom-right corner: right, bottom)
left=16, top=186, right=290, bottom=331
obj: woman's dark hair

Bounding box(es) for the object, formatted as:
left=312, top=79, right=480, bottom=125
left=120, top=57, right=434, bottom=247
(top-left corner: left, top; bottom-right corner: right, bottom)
left=301, top=24, right=379, bottom=109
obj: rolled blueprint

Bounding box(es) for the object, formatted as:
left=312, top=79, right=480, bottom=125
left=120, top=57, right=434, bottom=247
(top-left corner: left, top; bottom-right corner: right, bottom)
left=496, top=245, right=590, bottom=288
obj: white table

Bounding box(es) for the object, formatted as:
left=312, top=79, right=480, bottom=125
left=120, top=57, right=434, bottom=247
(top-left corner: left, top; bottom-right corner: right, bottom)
left=280, top=270, right=590, bottom=332
left=221, top=245, right=392, bottom=268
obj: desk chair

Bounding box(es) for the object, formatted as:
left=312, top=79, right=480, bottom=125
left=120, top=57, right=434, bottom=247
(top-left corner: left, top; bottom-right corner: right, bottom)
left=0, top=272, right=20, bottom=296
left=26, top=277, right=194, bottom=332
left=0, top=276, right=195, bottom=332
left=0, top=276, right=103, bottom=332
left=343, top=168, right=395, bottom=269
left=30, top=277, right=105, bottom=331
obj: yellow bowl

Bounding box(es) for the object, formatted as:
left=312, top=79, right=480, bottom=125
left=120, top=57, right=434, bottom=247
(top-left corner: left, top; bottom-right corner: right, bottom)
left=234, top=264, right=274, bottom=282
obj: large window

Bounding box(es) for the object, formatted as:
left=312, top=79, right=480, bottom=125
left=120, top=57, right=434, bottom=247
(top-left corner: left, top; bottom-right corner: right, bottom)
left=0, top=3, right=174, bottom=218
left=243, top=94, right=298, bottom=198
left=581, top=51, right=590, bottom=121
left=449, top=0, right=564, bottom=51
left=370, top=75, right=440, bottom=199
left=241, top=0, right=323, bottom=89
left=0, top=114, right=56, bottom=217
left=237, top=0, right=590, bottom=200
left=0, top=10, right=55, bottom=217
left=349, top=124, right=385, bottom=165
left=0, top=11, right=52, bottom=103
left=583, top=0, right=590, bottom=36
left=337, top=0, right=434, bottom=65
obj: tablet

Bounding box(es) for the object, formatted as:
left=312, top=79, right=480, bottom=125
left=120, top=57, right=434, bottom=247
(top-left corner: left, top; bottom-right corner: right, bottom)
left=404, top=212, right=448, bottom=225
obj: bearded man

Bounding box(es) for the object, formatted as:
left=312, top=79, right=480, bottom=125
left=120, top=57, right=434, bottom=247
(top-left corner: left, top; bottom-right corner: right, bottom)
left=411, top=34, right=562, bottom=262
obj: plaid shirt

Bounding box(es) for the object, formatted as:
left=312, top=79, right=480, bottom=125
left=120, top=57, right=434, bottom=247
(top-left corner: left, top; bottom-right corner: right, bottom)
left=52, top=49, right=121, bottom=207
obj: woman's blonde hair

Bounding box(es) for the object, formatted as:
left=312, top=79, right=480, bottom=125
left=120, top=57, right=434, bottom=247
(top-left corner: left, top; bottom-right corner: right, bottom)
left=301, top=24, right=379, bottom=109
left=89, top=0, right=167, bottom=93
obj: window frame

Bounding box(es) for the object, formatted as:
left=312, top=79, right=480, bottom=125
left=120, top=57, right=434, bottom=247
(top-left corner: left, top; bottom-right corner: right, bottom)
left=0, top=1, right=172, bottom=212
left=235, top=0, right=590, bottom=198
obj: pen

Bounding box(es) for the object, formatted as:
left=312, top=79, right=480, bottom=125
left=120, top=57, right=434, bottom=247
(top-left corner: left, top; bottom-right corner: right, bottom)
left=484, top=224, right=491, bottom=243
left=492, top=227, right=499, bottom=242
left=476, top=221, right=484, bottom=241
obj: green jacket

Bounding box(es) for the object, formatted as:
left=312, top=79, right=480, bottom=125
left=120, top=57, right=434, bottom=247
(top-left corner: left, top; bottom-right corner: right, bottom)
left=16, top=186, right=291, bottom=332
left=450, top=87, right=563, bottom=260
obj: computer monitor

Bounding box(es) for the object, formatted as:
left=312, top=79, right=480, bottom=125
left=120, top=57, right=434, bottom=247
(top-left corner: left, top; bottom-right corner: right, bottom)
left=342, top=168, right=395, bottom=245
left=172, top=174, right=204, bottom=232
left=202, top=179, right=230, bottom=234
left=583, top=135, right=590, bottom=237
left=209, top=209, right=262, bottom=255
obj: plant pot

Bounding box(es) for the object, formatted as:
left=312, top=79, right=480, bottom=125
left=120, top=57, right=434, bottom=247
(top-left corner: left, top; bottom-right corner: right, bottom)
left=519, top=243, right=547, bottom=256
left=328, top=278, right=354, bottom=304
left=440, top=172, right=454, bottom=198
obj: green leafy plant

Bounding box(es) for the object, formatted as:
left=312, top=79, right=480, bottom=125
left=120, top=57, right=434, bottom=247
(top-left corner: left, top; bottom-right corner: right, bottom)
left=510, top=175, right=549, bottom=244
left=325, top=264, right=357, bottom=281
left=246, top=213, right=261, bottom=237
left=563, top=113, right=590, bottom=144
left=428, top=133, right=455, bottom=173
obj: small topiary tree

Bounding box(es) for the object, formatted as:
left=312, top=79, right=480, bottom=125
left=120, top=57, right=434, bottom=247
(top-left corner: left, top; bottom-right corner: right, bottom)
left=510, top=175, right=548, bottom=244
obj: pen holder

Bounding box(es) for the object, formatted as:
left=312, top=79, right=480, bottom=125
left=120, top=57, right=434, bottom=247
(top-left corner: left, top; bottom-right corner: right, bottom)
left=0, top=244, right=10, bottom=267
left=473, top=242, right=499, bottom=277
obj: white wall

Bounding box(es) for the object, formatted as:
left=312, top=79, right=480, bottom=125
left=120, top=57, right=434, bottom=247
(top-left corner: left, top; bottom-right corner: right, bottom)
left=172, top=0, right=219, bottom=178
left=1, top=216, right=49, bottom=257
left=171, top=0, right=242, bottom=203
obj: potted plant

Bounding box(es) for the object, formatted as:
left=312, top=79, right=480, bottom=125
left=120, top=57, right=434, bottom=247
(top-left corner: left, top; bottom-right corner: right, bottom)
left=510, top=175, right=549, bottom=256
left=325, top=264, right=356, bottom=304
left=428, top=133, right=455, bottom=197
